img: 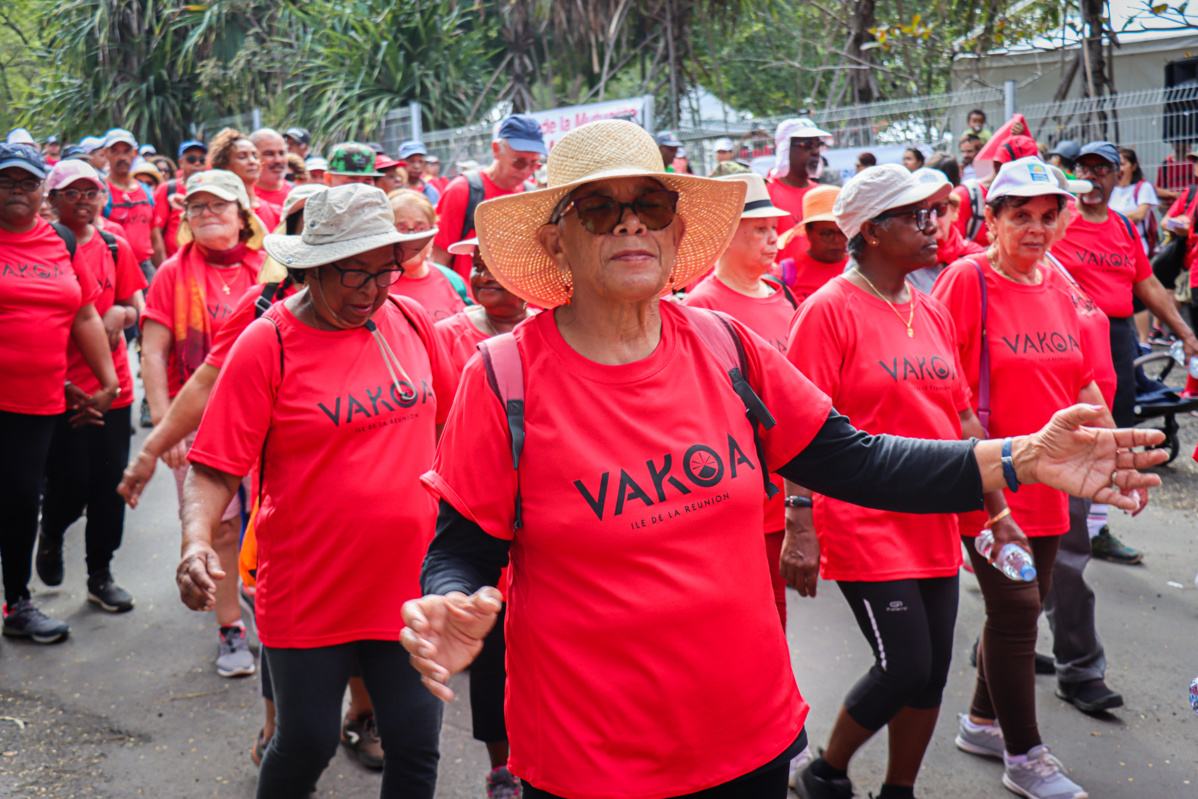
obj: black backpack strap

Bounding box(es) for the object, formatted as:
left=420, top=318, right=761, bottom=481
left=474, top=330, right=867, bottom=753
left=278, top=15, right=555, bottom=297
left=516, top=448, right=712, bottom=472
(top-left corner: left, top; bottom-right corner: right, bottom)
left=460, top=171, right=486, bottom=241
left=763, top=275, right=798, bottom=309
left=50, top=222, right=77, bottom=260
left=254, top=281, right=281, bottom=319
left=97, top=228, right=119, bottom=264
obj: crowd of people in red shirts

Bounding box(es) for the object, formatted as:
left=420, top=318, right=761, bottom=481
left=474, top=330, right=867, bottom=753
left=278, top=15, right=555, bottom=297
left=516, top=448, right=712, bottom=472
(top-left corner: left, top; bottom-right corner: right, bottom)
left=0, top=110, right=1189, bottom=799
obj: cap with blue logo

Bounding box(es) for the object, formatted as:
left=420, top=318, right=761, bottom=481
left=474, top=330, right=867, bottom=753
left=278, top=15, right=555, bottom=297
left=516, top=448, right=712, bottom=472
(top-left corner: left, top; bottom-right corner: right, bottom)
left=988, top=156, right=1074, bottom=202
left=496, top=114, right=547, bottom=156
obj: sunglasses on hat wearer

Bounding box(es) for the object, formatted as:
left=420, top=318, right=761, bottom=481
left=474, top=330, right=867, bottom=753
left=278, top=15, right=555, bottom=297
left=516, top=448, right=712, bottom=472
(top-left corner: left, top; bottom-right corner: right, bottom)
left=552, top=189, right=680, bottom=235
left=871, top=206, right=939, bottom=231
left=1075, top=161, right=1116, bottom=178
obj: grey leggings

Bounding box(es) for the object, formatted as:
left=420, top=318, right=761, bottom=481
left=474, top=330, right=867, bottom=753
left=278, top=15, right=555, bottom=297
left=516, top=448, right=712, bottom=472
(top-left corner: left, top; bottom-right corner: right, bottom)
left=258, top=640, right=442, bottom=799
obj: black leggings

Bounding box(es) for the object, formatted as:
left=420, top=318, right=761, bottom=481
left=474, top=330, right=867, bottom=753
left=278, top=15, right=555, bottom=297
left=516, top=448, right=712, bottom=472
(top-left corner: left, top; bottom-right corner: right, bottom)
left=41, top=406, right=132, bottom=578
left=470, top=606, right=508, bottom=743
left=522, top=760, right=789, bottom=798
left=259, top=641, right=442, bottom=799
left=0, top=411, right=56, bottom=605
left=1108, top=315, right=1139, bottom=427
left=836, top=575, right=960, bottom=731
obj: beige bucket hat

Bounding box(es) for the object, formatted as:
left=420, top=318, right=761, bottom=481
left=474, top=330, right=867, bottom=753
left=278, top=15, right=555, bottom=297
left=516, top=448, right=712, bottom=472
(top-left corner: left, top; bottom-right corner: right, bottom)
left=473, top=119, right=746, bottom=308
left=176, top=169, right=268, bottom=249
left=263, top=183, right=408, bottom=269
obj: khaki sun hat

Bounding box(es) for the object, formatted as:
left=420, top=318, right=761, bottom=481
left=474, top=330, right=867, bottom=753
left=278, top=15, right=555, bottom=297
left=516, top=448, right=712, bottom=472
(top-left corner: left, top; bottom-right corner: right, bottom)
left=715, top=172, right=787, bottom=219
left=177, top=169, right=268, bottom=250
left=473, top=119, right=746, bottom=308
left=263, top=183, right=408, bottom=269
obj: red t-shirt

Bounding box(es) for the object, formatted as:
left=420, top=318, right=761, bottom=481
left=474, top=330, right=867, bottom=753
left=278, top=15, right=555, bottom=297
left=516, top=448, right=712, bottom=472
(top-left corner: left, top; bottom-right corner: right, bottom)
left=152, top=180, right=185, bottom=257
left=189, top=298, right=457, bottom=647
left=787, top=277, right=969, bottom=580
left=428, top=175, right=450, bottom=195
left=1046, top=261, right=1116, bottom=410
left=254, top=183, right=291, bottom=209
left=435, top=310, right=489, bottom=376
left=389, top=264, right=467, bottom=322
left=1157, top=155, right=1197, bottom=193
left=105, top=180, right=154, bottom=263
left=765, top=180, right=812, bottom=236
left=951, top=183, right=990, bottom=247
left=1050, top=211, right=1152, bottom=318
left=776, top=247, right=848, bottom=303
left=422, top=302, right=832, bottom=798
left=937, top=225, right=986, bottom=266
left=434, top=172, right=524, bottom=280
left=254, top=201, right=282, bottom=233
left=933, top=256, right=1093, bottom=537
left=64, top=230, right=147, bottom=409
left=681, top=274, right=797, bottom=534
left=142, top=246, right=261, bottom=396
left=0, top=219, right=101, bottom=415
left=97, top=216, right=129, bottom=241
left=204, top=280, right=298, bottom=370
left=1166, top=191, right=1198, bottom=283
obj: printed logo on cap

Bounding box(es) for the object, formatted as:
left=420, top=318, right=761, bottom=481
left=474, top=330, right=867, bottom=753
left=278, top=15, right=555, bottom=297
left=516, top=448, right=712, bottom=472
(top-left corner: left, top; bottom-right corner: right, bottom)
left=1028, top=163, right=1050, bottom=183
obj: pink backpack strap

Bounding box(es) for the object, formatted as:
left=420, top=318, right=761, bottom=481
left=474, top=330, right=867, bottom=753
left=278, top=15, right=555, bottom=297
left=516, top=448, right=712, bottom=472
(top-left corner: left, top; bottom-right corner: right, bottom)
left=969, top=256, right=991, bottom=436
left=477, top=332, right=526, bottom=528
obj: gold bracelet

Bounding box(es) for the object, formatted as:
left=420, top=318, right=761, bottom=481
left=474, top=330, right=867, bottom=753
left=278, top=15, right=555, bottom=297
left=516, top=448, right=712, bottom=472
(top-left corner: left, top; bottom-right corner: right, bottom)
left=984, top=507, right=1011, bottom=528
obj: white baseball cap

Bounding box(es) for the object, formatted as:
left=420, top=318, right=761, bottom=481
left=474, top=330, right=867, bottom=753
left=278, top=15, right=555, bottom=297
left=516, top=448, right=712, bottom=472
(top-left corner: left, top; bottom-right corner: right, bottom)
left=833, top=164, right=952, bottom=241
left=448, top=236, right=479, bottom=255
left=714, top=137, right=735, bottom=152
left=988, top=156, right=1074, bottom=203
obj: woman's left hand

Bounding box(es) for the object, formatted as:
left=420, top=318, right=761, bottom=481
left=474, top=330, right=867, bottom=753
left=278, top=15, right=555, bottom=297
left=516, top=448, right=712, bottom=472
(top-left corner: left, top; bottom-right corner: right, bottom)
left=1014, top=405, right=1166, bottom=511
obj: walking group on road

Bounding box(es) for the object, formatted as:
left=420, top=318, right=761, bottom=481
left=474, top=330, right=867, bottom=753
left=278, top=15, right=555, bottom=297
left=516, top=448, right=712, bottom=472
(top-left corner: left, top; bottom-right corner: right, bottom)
left=1, top=108, right=1195, bottom=799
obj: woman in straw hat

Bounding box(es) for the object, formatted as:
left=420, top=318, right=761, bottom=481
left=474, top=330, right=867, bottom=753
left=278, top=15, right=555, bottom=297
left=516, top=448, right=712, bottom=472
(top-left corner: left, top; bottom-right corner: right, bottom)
left=175, top=183, right=457, bottom=798
left=140, top=168, right=267, bottom=677
left=784, top=164, right=1001, bottom=799
left=402, top=120, right=1164, bottom=799
left=681, top=171, right=794, bottom=629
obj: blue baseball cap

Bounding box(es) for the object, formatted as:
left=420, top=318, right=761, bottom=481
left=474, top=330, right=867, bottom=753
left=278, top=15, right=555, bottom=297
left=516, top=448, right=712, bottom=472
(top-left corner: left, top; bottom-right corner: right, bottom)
left=0, top=143, right=48, bottom=178
left=1078, top=141, right=1120, bottom=166
left=178, top=139, right=208, bottom=158
left=1047, top=139, right=1080, bottom=162
left=398, top=140, right=427, bottom=159
left=655, top=130, right=683, bottom=148
left=496, top=114, right=547, bottom=156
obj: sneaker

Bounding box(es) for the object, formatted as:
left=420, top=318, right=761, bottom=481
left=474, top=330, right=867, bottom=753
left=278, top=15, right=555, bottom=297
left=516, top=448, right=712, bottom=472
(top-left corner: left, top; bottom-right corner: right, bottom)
left=788, top=745, right=815, bottom=789
left=1002, top=745, right=1088, bottom=799
left=139, top=398, right=153, bottom=428
left=87, top=574, right=134, bottom=613
left=341, top=712, right=383, bottom=770
left=1090, top=527, right=1142, bottom=564
left=794, top=759, right=854, bottom=799
left=216, top=625, right=256, bottom=677
left=486, top=765, right=521, bottom=798
left=35, top=529, right=64, bottom=587
left=954, top=713, right=1004, bottom=759
left=1055, top=679, right=1123, bottom=713
left=968, top=637, right=1054, bottom=675
left=2, top=599, right=70, bottom=643
left=251, top=727, right=268, bottom=767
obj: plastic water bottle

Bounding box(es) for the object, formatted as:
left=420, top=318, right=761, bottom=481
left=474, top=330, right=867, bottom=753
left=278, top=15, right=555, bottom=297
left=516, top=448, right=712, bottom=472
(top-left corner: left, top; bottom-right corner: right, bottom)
left=974, top=530, right=1036, bottom=582
left=1190, top=676, right=1198, bottom=714
left=1168, top=341, right=1198, bottom=379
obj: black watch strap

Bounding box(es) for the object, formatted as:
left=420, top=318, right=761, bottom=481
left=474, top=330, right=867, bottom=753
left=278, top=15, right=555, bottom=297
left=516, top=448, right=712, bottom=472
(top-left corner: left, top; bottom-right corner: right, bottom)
left=784, top=495, right=813, bottom=509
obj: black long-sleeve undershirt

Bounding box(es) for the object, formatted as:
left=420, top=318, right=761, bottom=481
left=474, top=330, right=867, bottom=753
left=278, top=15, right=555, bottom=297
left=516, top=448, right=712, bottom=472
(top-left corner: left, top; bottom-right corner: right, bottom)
left=421, top=408, right=985, bottom=597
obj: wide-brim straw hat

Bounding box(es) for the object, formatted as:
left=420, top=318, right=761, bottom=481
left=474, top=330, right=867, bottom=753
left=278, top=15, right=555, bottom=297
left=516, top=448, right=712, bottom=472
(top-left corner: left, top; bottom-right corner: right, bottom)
left=474, top=119, right=746, bottom=309
left=263, top=183, right=407, bottom=269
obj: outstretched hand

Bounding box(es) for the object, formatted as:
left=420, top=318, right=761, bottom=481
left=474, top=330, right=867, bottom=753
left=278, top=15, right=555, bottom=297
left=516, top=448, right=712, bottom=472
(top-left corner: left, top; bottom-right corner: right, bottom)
left=1016, top=405, right=1166, bottom=511
left=401, top=587, right=503, bottom=702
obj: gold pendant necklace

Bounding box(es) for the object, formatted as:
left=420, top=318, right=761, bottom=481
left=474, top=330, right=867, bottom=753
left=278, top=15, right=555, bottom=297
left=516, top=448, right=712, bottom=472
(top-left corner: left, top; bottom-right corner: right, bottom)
left=853, top=268, right=915, bottom=337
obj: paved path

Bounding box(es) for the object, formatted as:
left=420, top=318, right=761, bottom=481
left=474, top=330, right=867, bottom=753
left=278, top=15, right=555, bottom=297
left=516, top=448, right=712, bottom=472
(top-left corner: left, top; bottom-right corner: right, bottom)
left=1, top=417, right=1195, bottom=798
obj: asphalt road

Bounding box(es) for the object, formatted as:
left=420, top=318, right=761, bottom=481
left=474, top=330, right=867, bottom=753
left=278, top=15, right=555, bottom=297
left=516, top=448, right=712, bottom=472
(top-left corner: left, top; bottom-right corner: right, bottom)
left=0, top=411, right=1195, bottom=798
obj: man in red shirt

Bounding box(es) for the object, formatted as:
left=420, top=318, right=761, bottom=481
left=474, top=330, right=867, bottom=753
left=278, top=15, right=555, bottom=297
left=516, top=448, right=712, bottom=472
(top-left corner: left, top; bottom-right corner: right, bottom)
left=424, top=155, right=448, bottom=195
left=775, top=185, right=848, bottom=302
left=250, top=128, right=291, bottom=208
left=43, top=135, right=61, bottom=166
left=1156, top=140, right=1198, bottom=204
left=766, top=117, right=832, bottom=236
left=102, top=129, right=155, bottom=280
left=151, top=139, right=207, bottom=264
left=431, top=114, right=546, bottom=279
left=398, top=140, right=440, bottom=204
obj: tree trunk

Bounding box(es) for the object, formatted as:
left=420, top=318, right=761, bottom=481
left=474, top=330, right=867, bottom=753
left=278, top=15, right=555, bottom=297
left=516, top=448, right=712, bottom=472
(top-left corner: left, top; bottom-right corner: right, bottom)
left=844, top=0, right=878, bottom=105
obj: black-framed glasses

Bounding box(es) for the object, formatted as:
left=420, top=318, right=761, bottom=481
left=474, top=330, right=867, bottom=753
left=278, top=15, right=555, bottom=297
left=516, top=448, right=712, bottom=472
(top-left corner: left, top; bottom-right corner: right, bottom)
left=329, top=262, right=405, bottom=289
left=0, top=176, right=42, bottom=192
left=186, top=199, right=233, bottom=217
left=553, top=189, right=680, bottom=235
left=789, top=137, right=822, bottom=149
left=56, top=188, right=103, bottom=202
left=1075, top=162, right=1115, bottom=177
left=182, top=155, right=206, bottom=165
left=873, top=207, right=938, bottom=230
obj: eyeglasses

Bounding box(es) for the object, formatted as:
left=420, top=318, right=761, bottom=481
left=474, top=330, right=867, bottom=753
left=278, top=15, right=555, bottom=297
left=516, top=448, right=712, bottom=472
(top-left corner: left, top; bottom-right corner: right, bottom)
left=186, top=199, right=234, bottom=217
left=395, top=225, right=433, bottom=235
left=182, top=155, right=206, bottom=165
left=790, top=138, right=822, bottom=149
left=329, top=262, right=405, bottom=289
left=553, top=190, right=680, bottom=235
left=0, top=176, right=42, bottom=192
left=1075, top=162, right=1115, bottom=177
left=509, top=156, right=541, bottom=171
left=56, top=188, right=102, bottom=202
left=872, top=207, right=937, bottom=230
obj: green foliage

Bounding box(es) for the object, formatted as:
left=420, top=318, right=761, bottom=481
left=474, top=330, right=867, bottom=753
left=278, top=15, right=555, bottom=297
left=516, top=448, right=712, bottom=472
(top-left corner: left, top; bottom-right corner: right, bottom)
left=0, top=0, right=44, bottom=136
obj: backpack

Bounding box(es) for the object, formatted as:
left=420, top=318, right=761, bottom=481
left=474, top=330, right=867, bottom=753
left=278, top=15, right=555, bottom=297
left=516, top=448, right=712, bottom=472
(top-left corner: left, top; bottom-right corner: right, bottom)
left=433, top=263, right=475, bottom=306
left=962, top=180, right=986, bottom=241
left=477, top=306, right=779, bottom=529
left=459, top=171, right=487, bottom=241
left=50, top=222, right=77, bottom=260
left=103, top=179, right=153, bottom=219
left=762, top=275, right=798, bottom=309
left=252, top=277, right=293, bottom=320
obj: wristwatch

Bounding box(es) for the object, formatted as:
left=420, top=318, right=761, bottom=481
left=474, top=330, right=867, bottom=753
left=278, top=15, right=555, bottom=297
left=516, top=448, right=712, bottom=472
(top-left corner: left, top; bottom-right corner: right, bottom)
left=1001, top=437, right=1020, bottom=493
left=784, top=495, right=813, bottom=509
left=102, top=385, right=122, bottom=398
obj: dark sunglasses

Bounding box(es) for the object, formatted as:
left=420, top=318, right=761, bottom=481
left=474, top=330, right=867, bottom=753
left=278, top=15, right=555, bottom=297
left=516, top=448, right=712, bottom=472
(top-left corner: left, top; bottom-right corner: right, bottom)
left=182, top=155, right=206, bottom=165
left=509, top=156, right=542, bottom=171
left=873, top=207, right=938, bottom=230
left=1075, top=162, right=1115, bottom=177
left=553, top=190, right=680, bottom=235
left=329, top=262, right=405, bottom=289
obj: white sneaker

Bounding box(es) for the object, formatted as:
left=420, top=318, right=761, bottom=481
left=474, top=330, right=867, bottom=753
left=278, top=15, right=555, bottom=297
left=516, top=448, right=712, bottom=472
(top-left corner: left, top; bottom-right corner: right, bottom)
left=954, top=713, right=1004, bottom=759
left=1002, top=745, right=1088, bottom=799
left=787, top=745, right=814, bottom=789
left=216, top=625, right=256, bottom=678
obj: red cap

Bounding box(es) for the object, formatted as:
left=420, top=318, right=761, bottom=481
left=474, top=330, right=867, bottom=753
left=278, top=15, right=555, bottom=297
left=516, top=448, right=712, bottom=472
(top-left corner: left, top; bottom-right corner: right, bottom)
left=993, top=135, right=1039, bottom=165
left=375, top=154, right=403, bottom=171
